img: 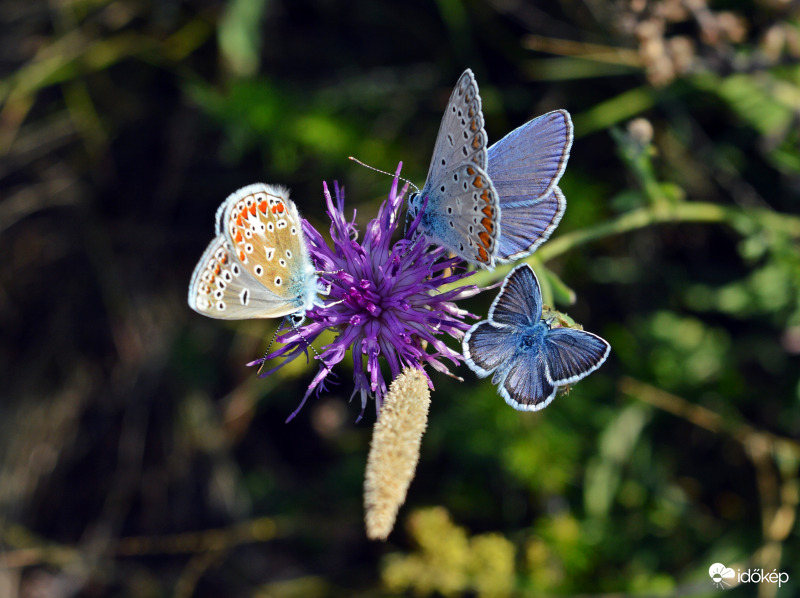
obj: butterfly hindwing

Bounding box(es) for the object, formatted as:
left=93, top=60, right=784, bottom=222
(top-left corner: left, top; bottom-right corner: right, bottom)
left=422, top=162, right=500, bottom=266
left=188, top=236, right=300, bottom=319
left=543, top=327, right=611, bottom=386
left=495, top=187, right=566, bottom=263
left=496, top=350, right=558, bottom=411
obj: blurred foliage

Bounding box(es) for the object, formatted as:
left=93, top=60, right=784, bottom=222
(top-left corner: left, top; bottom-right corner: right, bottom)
left=2, top=0, right=800, bottom=597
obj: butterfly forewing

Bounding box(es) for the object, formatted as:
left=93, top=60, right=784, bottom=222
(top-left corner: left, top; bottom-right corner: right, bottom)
left=496, top=187, right=566, bottom=263
left=488, top=264, right=543, bottom=327
left=221, top=184, right=315, bottom=311
left=488, top=110, right=573, bottom=204
left=426, top=69, right=489, bottom=184
left=463, top=320, right=517, bottom=377
left=543, top=327, right=611, bottom=386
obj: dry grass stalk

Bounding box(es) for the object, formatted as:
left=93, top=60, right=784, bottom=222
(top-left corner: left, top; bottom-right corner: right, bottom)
left=364, top=368, right=431, bottom=540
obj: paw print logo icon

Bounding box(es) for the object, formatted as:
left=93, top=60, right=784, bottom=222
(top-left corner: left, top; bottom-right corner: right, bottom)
left=709, top=563, right=735, bottom=589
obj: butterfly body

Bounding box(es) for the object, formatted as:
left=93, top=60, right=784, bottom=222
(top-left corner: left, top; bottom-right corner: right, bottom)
left=188, top=184, right=322, bottom=321
left=463, top=264, right=609, bottom=411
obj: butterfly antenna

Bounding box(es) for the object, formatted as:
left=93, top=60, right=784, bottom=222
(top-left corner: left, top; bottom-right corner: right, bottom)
left=256, top=318, right=287, bottom=376
left=349, top=156, right=420, bottom=194
left=289, top=317, right=323, bottom=363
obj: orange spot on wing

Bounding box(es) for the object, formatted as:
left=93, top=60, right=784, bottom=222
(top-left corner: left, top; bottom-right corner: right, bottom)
left=271, top=205, right=277, bottom=214
left=238, top=250, right=246, bottom=262
left=467, top=166, right=475, bottom=175
left=478, top=231, right=491, bottom=248
left=236, top=215, right=243, bottom=227
left=482, top=205, right=493, bottom=218
left=235, top=231, right=243, bottom=243
left=249, top=204, right=257, bottom=216
left=219, top=253, right=228, bottom=264
left=473, top=176, right=484, bottom=188
left=478, top=246, right=488, bottom=262
left=277, top=202, right=285, bottom=213
left=259, top=201, right=268, bottom=214
left=214, top=265, right=221, bottom=275
left=472, top=137, right=480, bottom=149
left=482, top=217, right=494, bottom=233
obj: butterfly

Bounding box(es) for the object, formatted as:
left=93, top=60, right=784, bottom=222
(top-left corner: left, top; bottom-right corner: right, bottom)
left=463, top=263, right=610, bottom=411
left=188, top=183, right=322, bottom=325
left=406, top=68, right=572, bottom=268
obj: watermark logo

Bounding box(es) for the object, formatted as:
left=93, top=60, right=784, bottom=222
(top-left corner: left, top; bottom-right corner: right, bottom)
left=708, top=562, right=789, bottom=590
left=708, top=563, right=735, bottom=589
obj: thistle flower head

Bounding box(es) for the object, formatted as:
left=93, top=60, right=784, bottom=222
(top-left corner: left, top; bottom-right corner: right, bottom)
left=251, top=165, right=477, bottom=420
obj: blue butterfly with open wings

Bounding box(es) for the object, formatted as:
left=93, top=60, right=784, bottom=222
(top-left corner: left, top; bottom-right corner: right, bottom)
left=463, top=264, right=610, bottom=410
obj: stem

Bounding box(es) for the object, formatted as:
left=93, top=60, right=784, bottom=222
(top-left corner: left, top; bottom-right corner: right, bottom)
left=456, top=202, right=800, bottom=291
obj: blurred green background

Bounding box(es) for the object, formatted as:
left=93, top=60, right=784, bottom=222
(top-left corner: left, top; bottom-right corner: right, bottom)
left=2, top=0, right=799, bottom=596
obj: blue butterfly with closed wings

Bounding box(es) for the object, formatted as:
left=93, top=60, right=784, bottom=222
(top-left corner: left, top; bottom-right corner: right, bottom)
left=463, top=264, right=610, bottom=410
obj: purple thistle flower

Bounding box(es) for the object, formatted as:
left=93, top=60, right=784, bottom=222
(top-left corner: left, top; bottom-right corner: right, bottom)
left=249, top=164, right=478, bottom=421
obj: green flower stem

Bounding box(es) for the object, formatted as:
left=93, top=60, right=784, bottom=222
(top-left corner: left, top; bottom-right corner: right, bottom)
left=453, top=202, right=800, bottom=291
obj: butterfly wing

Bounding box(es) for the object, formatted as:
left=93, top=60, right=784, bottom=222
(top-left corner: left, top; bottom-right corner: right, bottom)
left=487, top=109, right=573, bottom=205
left=463, top=320, right=518, bottom=377
left=425, top=69, right=489, bottom=183
left=543, top=327, right=611, bottom=386
left=220, top=184, right=318, bottom=316
left=495, top=186, right=566, bottom=263
left=488, top=263, right=543, bottom=327
left=494, top=349, right=558, bottom=411
left=188, top=236, right=303, bottom=319
left=420, top=162, right=500, bottom=266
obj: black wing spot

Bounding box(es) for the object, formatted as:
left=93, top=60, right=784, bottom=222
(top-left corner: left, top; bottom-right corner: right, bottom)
left=449, top=220, right=454, bottom=228
left=447, top=207, right=453, bottom=214
left=440, top=185, right=445, bottom=192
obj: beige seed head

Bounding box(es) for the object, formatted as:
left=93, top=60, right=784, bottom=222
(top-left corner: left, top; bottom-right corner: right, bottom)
left=364, top=368, right=431, bottom=541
